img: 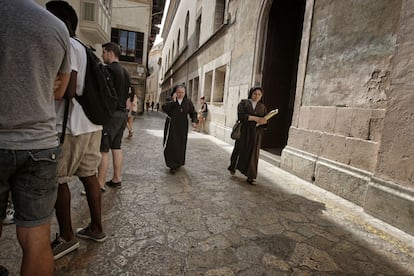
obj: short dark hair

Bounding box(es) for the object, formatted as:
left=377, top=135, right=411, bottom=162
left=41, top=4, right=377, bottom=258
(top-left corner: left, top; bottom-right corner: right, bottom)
left=46, top=0, right=78, bottom=36
left=102, top=42, right=121, bottom=58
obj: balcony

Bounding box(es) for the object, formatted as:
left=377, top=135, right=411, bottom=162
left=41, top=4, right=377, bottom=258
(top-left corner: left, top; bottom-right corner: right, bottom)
left=79, top=0, right=111, bottom=44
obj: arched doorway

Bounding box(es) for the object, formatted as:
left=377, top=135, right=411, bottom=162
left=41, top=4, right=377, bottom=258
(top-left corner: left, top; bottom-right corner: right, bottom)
left=260, top=0, right=305, bottom=155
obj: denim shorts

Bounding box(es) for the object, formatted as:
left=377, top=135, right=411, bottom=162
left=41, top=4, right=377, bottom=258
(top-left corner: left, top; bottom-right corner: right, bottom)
left=0, top=146, right=61, bottom=227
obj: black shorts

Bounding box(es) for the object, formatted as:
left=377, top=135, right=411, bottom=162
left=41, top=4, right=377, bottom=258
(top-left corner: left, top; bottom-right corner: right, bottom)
left=100, top=110, right=128, bottom=152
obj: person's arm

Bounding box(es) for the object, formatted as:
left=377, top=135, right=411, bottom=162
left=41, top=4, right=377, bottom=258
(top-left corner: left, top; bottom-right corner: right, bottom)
left=249, top=104, right=268, bottom=126
left=54, top=72, right=70, bottom=100
left=248, top=115, right=267, bottom=125
left=237, top=100, right=249, bottom=122
left=64, top=70, right=77, bottom=99
left=162, top=96, right=177, bottom=114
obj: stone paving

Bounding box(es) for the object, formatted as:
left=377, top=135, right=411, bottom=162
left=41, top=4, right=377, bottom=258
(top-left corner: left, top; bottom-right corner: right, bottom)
left=1, top=111, right=414, bottom=275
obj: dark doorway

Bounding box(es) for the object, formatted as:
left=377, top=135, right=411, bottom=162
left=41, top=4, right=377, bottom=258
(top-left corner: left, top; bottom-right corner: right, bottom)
left=261, top=0, right=305, bottom=155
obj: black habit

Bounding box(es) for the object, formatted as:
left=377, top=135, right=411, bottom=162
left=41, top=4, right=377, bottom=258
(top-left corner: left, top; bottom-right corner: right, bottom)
left=162, top=97, right=198, bottom=169
left=229, top=99, right=267, bottom=179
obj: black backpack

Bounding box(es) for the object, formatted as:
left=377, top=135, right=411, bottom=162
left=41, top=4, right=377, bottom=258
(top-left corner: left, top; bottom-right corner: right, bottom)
left=74, top=39, right=118, bottom=125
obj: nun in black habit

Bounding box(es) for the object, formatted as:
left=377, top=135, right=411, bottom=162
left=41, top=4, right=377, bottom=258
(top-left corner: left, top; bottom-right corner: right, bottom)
left=228, top=87, right=268, bottom=184
left=162, top=84, right=198, bottom=173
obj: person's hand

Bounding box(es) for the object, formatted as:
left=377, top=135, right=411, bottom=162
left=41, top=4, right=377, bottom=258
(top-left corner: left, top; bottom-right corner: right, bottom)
left=191, top=122, right=197, bottom=128
left=172, top=93, right=177, bottom=102
left=257, top=117, right=267, bottom=125
left=54, top=77, right=62, bottom=93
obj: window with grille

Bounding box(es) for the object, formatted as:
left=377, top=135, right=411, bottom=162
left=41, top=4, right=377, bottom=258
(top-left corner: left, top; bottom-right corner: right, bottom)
left=111, top=28, right=144, bottom=63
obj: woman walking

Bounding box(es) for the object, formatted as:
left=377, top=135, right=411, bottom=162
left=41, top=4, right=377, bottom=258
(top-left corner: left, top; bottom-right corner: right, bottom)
left=228, top=86, right=268, bottom=184
left=126, top=87, right=137, bottom=138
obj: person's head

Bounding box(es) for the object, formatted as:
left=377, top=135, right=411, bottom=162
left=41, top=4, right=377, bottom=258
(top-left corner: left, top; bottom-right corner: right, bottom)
left=172, top=84, right=186, bottom=100
left=46, top=0, right=78, bottom=37
left=248, top=86, right=264, bottom=103
left=128, top=86, right=135, bottom=101
left=102, top=42, right=121, bottom=64
left=200, top=96, right=205, bottom=103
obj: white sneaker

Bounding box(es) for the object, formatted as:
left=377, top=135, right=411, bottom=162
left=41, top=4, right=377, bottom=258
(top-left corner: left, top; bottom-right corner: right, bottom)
left=80, top=187, right=106, bottom=195
left=2, top=202, right=14, bottom=225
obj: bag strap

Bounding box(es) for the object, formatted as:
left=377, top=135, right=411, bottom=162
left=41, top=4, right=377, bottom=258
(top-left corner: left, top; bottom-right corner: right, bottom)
left=60, top=98, right=70, bottom=144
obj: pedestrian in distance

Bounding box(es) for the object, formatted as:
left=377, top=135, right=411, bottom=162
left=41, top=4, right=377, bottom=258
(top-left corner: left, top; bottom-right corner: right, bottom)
left=46, top=0, right=107, bottom=261
left=151, top=101, right=155, bottom=111
left=145, top=99, right=150, bottom=112
left=162, top=84, right=198, bottom=174
left=228, top=86, right=268, bottom=184
left=0, top=0, right=71, bottom=274
left=195, top=96, right=208, bottom=133
left=156, top=102, right=160, bottom=112
left=126, top=86, right=138, bottom=138
left=97, top=42, right=131, bottom=189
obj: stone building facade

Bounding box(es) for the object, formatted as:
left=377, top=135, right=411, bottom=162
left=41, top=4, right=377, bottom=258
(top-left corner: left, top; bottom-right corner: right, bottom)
left=35, top=0, right=165, bottom=114
left=159, top=0, right=414, bottom=236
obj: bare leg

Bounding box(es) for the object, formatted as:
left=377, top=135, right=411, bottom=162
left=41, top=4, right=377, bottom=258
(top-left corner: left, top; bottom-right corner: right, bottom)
left=127, top=117, right=134, bottom=137
left=80, top=176, right=103, bottom=233
left=111, top=149, right=123, bottom=183
left=17, top=223, right=54, bottom=276
left=126, top=117, right=132, bottom=133
left=54, top=183, right=74, bottom=241
left=97, top=152, right=109, bottom=188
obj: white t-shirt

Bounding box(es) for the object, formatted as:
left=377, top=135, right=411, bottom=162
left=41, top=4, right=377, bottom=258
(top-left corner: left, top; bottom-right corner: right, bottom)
left=56, top=38, right=102, bottom=136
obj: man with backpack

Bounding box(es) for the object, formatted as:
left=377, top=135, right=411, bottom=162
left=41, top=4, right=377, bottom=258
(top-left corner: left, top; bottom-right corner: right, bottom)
left=46, top=1, right=107, bottom=261
left=97, top=42, right=131, bottom=190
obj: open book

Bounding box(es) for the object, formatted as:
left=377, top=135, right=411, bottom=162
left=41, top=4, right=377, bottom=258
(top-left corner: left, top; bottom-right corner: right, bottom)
left=256, top=109, right=278, bottom=126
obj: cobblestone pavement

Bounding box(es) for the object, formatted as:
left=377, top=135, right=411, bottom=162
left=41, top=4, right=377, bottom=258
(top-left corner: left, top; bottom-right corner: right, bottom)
left=1, top=111, right=414, bottom=275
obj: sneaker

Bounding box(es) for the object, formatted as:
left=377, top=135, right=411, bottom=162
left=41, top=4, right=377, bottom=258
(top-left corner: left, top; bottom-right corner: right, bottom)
left=76, top=224, right=107, bottom=242
left=2, top=202, right=14, bottom=225
left=105, top=180, right=121, bottom=188
left=80, top=187, right=106, bottom=196
left=0, top=265, right=9, bottom=276
left=51, top=234, right=80, bottom=260
left=246, top=178, right=256, bottom=185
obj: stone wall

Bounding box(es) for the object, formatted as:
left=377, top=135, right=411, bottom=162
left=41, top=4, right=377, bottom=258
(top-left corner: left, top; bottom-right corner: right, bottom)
left=282, top=0, right=414, bottom=236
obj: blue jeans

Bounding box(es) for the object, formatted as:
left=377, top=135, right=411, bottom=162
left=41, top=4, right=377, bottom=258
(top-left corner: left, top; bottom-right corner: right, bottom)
left=0, top=146, right=61, bottom=227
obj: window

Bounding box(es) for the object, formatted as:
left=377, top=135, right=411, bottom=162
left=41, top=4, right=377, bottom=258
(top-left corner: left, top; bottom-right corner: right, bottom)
left=111, top=28, right=144, bottom=63
left=214, top=0, right=226, bottom=30
left=168, top=50, right=171, bottom=67
left=213, top=65, right=226, bottom=102
left=81, top=2, right=95, bottom=22
left=195, top=15, right=201, bottom=48
left=188, top=79, right=193, bottom=100
left=177, top=29, right=180, bottom=56
left=193, top=77, right=199, bottom=103
left=172, top=42, right=175, bottom=60
left=184, top=12, right=189, bottom=46
left=204, top=70, right=212, bottom=102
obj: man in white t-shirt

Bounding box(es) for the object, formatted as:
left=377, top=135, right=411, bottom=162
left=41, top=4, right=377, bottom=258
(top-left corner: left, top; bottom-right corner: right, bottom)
left=46, top=1, right=107, bottom=261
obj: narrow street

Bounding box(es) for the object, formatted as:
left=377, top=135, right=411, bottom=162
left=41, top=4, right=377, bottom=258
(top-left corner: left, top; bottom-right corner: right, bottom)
left=1, top=111, right=413, bottom=275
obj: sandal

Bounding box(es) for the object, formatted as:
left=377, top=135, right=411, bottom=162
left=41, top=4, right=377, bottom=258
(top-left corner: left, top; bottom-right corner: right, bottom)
left=128, top=130, right=134, bottom=138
